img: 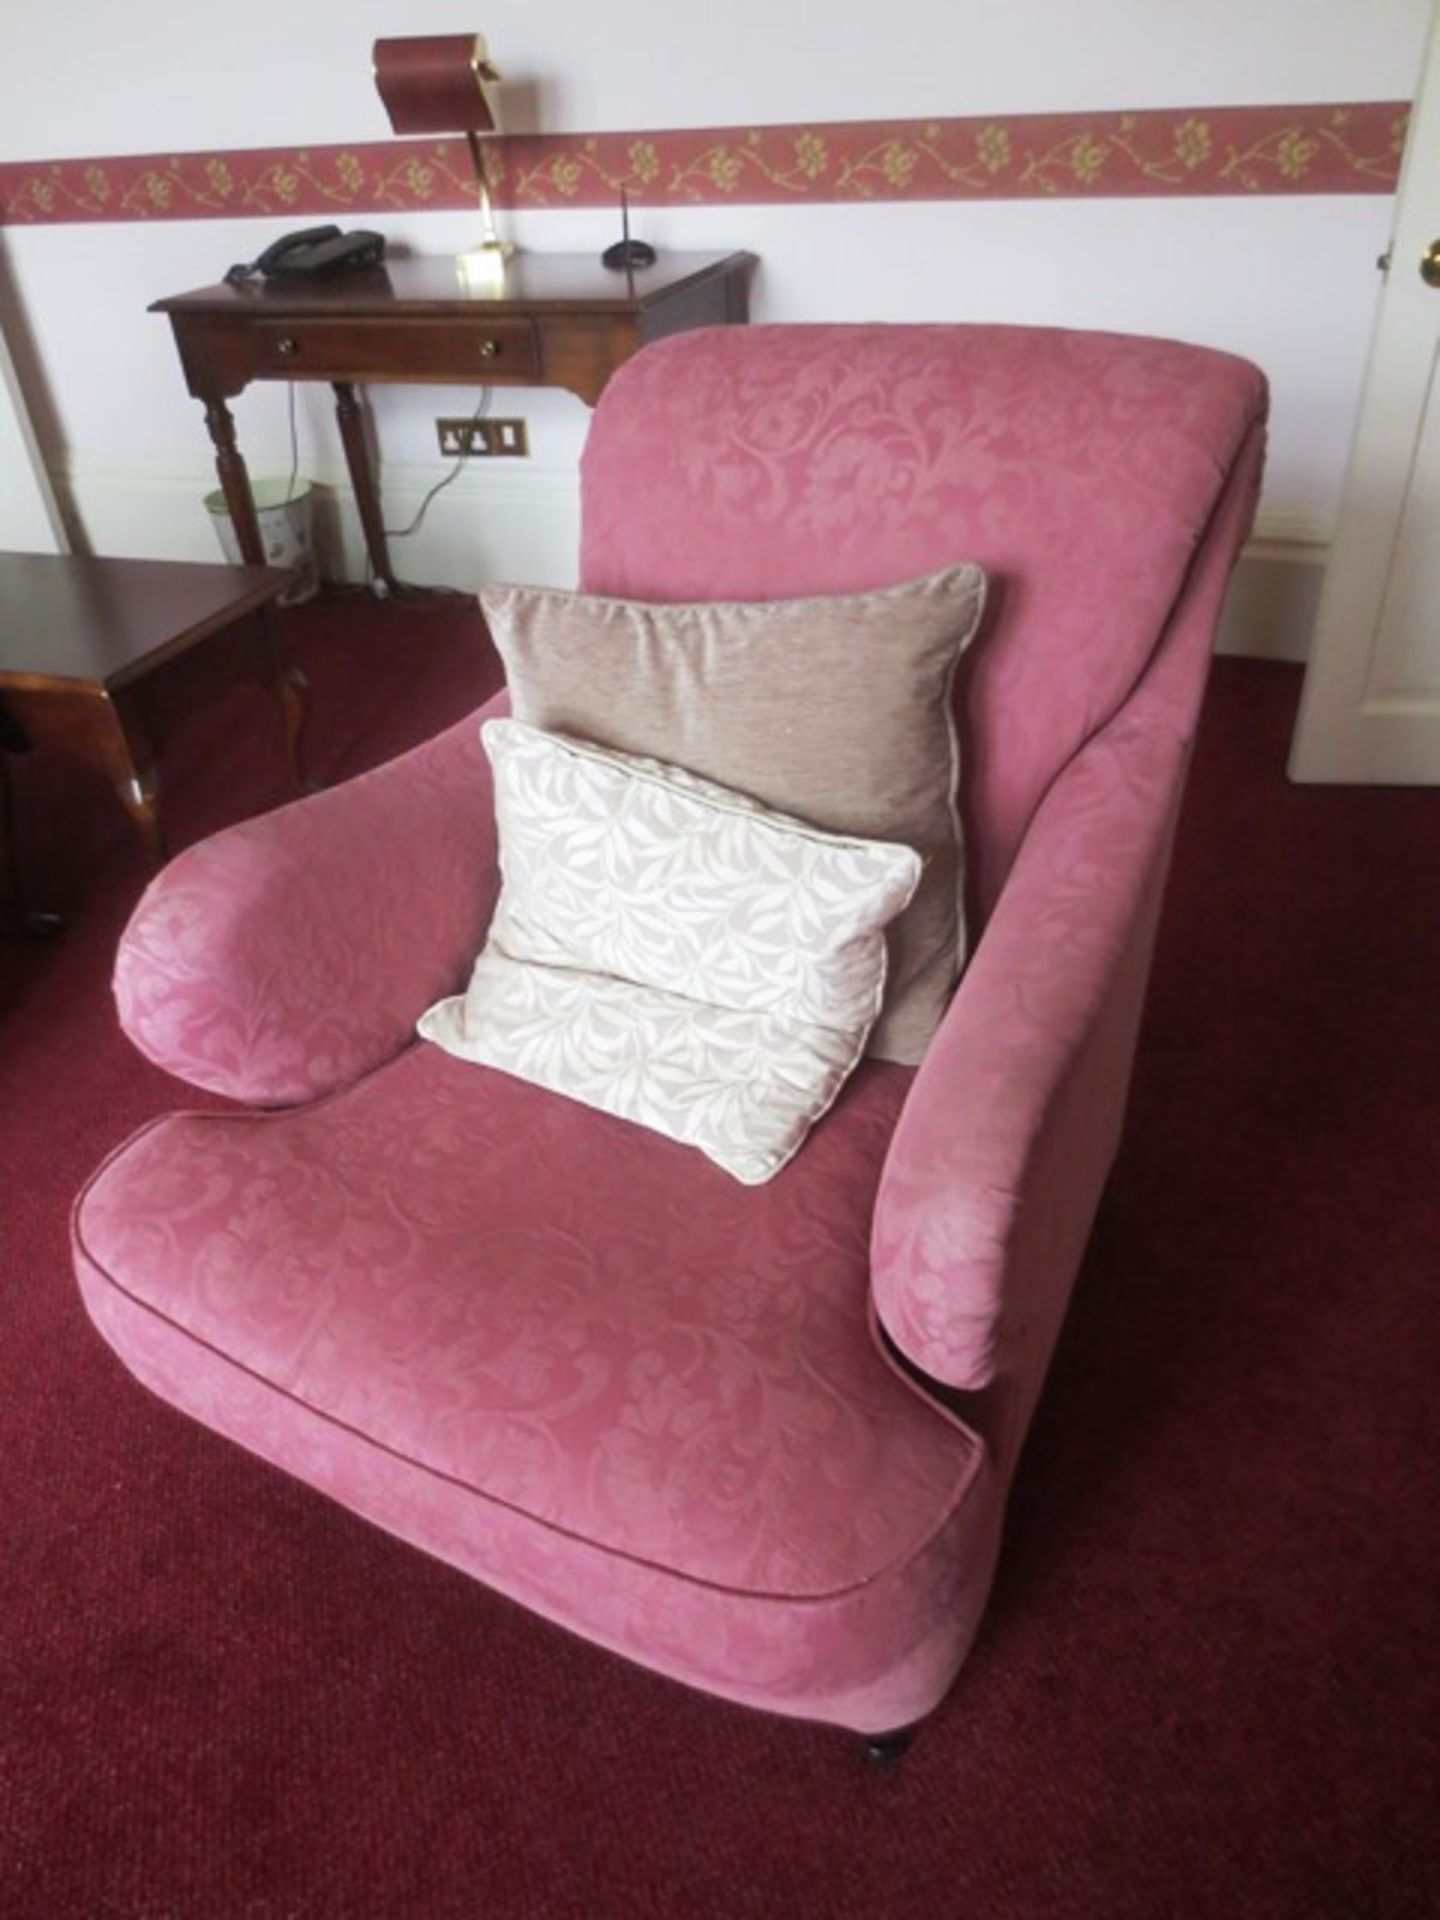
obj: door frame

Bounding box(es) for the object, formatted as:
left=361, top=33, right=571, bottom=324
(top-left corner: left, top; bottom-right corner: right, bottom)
left=1289, top=2, right=1440, bottom=784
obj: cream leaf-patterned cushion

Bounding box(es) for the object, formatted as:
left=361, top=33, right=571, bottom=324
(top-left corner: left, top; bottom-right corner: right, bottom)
left=417, top=720, right=922, bottom=1185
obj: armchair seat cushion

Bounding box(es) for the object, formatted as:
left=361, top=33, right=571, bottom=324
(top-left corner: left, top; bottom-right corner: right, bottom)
left=75, top=1043, right=990, bottom=1727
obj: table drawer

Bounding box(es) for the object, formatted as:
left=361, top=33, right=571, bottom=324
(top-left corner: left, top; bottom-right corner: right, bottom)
left=242, top=317, right=541, bottom=381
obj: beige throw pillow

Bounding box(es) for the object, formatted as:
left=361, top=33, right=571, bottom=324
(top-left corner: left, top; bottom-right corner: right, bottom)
left=480, top=565, right=986, bottom=1065
left=418, top=720, right=922, bottom=1185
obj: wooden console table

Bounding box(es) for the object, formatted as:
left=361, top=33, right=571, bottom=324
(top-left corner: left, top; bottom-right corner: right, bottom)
left=151, top=251, right=755, bottom=592
left=0, top=553, right=303, bottom=869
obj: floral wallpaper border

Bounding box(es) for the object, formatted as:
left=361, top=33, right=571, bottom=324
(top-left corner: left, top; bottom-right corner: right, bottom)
left=0, top=102, right=1408, bottom=226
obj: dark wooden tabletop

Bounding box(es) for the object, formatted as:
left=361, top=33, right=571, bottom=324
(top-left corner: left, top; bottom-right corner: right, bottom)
left=150, top=250, right=756, bottom=318
left=0, top=553, right=293, bottom=689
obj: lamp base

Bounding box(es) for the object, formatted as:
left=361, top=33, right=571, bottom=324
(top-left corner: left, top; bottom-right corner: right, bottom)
left=455, top=240, right=514, bottom=292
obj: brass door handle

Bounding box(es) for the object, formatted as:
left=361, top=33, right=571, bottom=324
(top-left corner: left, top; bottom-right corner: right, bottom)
left=1422, top=241, right=1440, bottom=288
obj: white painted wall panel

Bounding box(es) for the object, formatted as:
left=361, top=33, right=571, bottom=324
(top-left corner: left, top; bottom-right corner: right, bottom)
left=0, top=324, right=65, bottom=550
left=2, top=193, right=1392, bottom=546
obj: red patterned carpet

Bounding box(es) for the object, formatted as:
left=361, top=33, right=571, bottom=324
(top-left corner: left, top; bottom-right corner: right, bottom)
left=2, top=594, right=1437, bottom=1919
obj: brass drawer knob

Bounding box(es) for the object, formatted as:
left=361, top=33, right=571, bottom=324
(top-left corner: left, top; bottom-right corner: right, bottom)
left=1422, top=241, right=1440, bottom=289
left=276, top=337, right=299, bottom=356
left=480, top=338, right=503, bottom=359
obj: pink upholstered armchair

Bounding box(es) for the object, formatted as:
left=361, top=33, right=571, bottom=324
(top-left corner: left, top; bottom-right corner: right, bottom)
left=73, top=325, right=1266, bottom=1754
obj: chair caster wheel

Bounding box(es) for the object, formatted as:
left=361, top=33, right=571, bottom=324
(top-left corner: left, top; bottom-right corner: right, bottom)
left=862, top=1728, right=914, bottom=1765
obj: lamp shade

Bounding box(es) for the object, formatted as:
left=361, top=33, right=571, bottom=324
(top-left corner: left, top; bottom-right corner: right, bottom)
left=373, top=34, right=500, bottom=136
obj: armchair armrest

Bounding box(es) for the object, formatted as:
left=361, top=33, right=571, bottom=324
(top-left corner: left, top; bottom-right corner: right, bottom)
left=114, top=690, right=507, bottom=1105
left=871, top=705, right=1188, bottom=1406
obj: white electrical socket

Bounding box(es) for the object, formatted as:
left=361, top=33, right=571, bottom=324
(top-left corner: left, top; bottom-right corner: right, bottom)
left=435, top=417, right=529, bottom=458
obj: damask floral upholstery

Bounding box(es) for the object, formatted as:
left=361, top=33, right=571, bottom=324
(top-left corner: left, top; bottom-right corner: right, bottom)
left=75, top=325, right=1267, bottom=1738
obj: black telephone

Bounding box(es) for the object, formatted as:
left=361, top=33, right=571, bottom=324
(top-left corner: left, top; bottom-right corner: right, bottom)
left=225, top=225, right=386, bottom=286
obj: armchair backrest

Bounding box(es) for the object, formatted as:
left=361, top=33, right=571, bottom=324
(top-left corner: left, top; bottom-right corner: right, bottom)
left=580, top=324, right=1267, bottom=917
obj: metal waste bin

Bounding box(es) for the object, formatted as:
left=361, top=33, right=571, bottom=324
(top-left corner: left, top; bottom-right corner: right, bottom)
left=204, top=478, right=319, bottom=604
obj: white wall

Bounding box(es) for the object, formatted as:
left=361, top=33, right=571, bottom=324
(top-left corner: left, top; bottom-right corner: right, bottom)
left=3, top=1, right=1430, bottom=150
left=1, top=0, right=1433, bottom=655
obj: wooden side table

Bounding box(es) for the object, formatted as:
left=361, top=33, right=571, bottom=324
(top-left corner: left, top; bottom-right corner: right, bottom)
left=0, top=553, right=304, bottom=870
left=151, top=250, right=756, bottom=594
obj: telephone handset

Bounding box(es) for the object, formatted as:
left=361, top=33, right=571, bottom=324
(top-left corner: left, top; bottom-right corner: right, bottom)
left=225, top=226, right=386, bottom=286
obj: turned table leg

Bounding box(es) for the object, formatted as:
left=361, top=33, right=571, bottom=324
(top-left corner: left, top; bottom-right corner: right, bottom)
left=333, top=381, right=399, bottom=594
left=203, top=397, right=265, bottom=567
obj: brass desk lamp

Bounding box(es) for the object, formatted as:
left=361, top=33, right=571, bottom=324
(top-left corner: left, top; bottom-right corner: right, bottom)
left=373, top=33, right=512, bottom=287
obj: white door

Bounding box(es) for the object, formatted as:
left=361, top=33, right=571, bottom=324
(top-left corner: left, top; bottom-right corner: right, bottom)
left=1290, top=5, right=1440, bottom=783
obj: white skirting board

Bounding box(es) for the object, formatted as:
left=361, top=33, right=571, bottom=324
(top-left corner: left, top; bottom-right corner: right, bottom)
left=1213, top=519, right=1327, bottom=664
left=54, top=458, right=1325, bottom=663
left=52, top=457, right=584, bottom=595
